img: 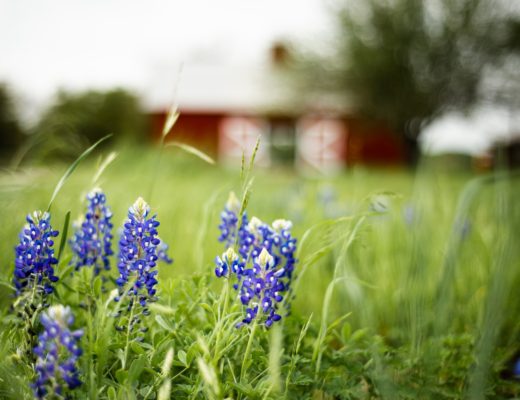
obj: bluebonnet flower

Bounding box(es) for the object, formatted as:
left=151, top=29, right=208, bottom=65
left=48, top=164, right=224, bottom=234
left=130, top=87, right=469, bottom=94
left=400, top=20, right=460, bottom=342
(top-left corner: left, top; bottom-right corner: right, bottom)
left=215, top=248, right=242, bottom=278
left=69, top=188, right=114, bottom=276
left=32, top=305, right=83, bottom=399
left=115, top=197, right=170, bottom=309
left=13, top=211, right=59, bottom=298
left=157, top=238, right=173, bottom=264
left=244, top=218, right=297, bottom=280
left=215, top=205, right=298, bottom=327
left=218, top=191, right=241, bottom=247
left=238, top=248, right=285, bottom=328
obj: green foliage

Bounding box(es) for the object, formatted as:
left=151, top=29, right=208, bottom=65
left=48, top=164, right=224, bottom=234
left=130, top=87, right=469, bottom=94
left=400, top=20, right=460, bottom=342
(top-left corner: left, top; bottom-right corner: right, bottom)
left=291, top=0, right=520, bottom=160
left=0, top=83, right=24, bottom=160
left=0, top=146, right=519, bottom=398
left=29, top=88, right=147, bottom=161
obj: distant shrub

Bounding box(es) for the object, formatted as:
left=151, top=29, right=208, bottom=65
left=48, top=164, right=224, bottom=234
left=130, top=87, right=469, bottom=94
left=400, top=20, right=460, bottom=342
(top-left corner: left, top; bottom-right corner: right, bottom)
left=0, top=83, right=24, bottom=161
left=30, top=88, right=147, bottom=161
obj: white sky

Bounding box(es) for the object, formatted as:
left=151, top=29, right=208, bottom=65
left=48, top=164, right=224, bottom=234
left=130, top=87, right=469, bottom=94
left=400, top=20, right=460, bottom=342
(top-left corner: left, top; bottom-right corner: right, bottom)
left=0, top=0, right=331, bottom=116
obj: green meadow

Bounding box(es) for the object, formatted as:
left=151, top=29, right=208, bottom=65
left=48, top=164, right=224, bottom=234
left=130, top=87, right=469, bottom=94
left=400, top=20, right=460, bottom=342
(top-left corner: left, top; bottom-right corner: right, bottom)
left=0, top=143, right=519, bottom=399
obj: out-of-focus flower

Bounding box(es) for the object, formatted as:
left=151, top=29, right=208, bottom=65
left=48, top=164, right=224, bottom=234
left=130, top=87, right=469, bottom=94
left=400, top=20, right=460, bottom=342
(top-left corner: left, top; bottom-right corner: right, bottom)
left=69, top=188, right=114, bottom=276
left=32, top=305, right=83, bottom=399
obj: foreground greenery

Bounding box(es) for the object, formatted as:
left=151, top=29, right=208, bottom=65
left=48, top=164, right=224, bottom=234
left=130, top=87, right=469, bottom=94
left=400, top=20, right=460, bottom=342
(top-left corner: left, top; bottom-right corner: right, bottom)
left=0, top=145, right=519, bottom=399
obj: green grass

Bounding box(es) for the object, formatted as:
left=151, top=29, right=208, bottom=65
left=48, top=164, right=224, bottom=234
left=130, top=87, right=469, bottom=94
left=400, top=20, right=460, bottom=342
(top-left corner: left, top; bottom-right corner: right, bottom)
left=0, top=144, right=519, bottom=399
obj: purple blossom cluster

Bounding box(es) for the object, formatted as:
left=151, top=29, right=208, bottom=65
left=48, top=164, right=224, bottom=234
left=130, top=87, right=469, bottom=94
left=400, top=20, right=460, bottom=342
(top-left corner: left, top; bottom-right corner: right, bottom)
left=69, top=188, right=114, bottom=276
left=218, top=191, right=241, bottom=248
left=32, top=305, right=83, bottom=399
left=115, top=197, right=172, bottom=309
left=14, top=211, right=59, bottom=297
left=215, top=192, right=297, bottom=328
left=12, top=190, right=175, bottom=397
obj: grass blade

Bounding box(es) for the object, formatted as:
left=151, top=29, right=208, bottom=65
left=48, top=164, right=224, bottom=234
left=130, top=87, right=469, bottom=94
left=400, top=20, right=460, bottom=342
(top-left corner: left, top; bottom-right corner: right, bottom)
left=92, top=151, right=118, bottom=185
left=47, top=134, right=112, bottom=211
left=57, top=211, right=71, bottom=262
left=248, top=136, right=261, bottom=172
left=162, top=105, right=179, bottom=139
left=166, top=142, right=215, bottom=165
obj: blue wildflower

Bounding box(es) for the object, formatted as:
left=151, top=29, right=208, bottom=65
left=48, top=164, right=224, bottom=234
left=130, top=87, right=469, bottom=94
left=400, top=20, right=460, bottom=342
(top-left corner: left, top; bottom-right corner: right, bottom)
left=218, top=191, right=241, bottom=248
left=32, top=305, right=83, bottom=399
left=69, top=188, right=114, bottom=276
left=157, top=238, right=173, bottom=265
left=237, top=248, right=285, bottom=328
left=244, top=218, right=297, bottom=280
left=13, top=211, right=59, bottom=297
left=115, top=197, right=167, bottom=309
left=215, top=248, right=242, bottom=278
left=215, top=195, right=298, bottom=328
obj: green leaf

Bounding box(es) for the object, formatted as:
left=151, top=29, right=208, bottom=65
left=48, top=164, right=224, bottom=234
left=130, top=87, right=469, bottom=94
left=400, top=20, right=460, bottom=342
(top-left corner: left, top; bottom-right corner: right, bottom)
left=107, top=386, right=117, bottom=400
left=130, top=341, right=145, bottom=355
left=93, top=275, right=103, bottom=297
left=57, top=211, right=70, bottom=262
left=115, top=368, right=128, bottom=384
left=148, top=303, right=176, bottom=315
left=178, top=350, right=188, bottom=367
left=47, top=134, right=112, bottom=211
left=155, top=315, right=174, bottom=332
left=342, top=322, right=352, bottom=342
left=166, top=141, right=215, bottom=165
left=128, top=355, right=146, bottom=383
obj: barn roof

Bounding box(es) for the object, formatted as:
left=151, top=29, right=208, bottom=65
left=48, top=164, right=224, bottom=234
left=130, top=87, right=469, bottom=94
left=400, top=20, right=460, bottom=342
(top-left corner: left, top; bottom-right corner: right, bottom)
left=143, top=60, right=352, bottom=117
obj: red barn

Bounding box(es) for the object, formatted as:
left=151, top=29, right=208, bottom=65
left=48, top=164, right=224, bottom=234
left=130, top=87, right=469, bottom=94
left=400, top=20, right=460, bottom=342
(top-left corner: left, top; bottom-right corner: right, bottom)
left=147, top=52, right=406, bottom=172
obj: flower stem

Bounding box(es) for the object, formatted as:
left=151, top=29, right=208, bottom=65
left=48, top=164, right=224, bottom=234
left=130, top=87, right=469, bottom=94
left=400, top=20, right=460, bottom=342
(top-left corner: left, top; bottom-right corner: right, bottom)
left=240, top=317, right=259, bottom=383
left=123, top=295, right=136, bottom=370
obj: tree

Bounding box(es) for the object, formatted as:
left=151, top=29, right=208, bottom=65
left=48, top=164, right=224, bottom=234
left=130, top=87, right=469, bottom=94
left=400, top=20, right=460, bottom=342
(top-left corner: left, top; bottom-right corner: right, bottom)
left=32, top=88, right=147, bottom=161
left=0, top=84, right=24, bottom=161
left=293, top=0, right=520, bottom=164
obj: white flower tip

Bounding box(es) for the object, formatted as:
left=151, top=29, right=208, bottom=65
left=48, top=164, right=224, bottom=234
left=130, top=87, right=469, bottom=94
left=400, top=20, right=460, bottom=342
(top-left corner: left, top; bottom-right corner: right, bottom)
left=248, top=216, right=263, bottom=232
left=108, top=288, right=119, bottom=302
left=88, top=187, right=103, bottom=197
left=226, top=191, right=240, bottom=213
left=258, top=248, right=274, bottom=268
left=272, top=219, right=292, bottom=232
left=73, top=215, right=85, bottom=228
left=47, top=305, right=71, bottom=326
left=224, top=247, right=238, bottom=263
left=130, top=197, right=150, bottom=217
left=31, top=210, right=48, bottom=223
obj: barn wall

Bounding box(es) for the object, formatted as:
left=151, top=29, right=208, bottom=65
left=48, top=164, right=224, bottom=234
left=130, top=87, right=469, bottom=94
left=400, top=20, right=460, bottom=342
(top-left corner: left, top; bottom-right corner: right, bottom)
left=149, top=111, right=408, bottom=167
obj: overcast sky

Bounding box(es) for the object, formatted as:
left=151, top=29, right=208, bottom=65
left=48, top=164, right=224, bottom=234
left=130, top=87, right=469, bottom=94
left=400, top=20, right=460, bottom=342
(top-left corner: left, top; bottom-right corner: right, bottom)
left=0, top=0, right=330, bottom=109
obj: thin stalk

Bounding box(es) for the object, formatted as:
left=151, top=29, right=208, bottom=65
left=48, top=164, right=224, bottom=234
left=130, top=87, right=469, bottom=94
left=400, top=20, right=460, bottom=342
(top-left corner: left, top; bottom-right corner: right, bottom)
left=240, top=317, right=259, bottom=383
left=214, top=278, right=231, bottom=356
left=86, top=295, right=96, bottom=398
left=123, top=297, right=137, bottom=370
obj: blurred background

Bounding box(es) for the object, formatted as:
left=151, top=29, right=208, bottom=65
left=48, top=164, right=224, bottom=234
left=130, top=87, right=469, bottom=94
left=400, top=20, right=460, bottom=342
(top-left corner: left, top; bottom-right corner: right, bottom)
left=0, top=0, right=519, bottom=171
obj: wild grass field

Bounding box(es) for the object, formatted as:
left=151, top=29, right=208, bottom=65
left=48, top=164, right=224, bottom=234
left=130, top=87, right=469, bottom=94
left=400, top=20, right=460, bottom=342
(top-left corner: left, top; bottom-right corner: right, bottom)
left=0, top=143, right=519, bottom=399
